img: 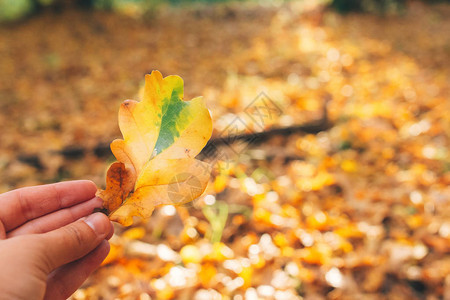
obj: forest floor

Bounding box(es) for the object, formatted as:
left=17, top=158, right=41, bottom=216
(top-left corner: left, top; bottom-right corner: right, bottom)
left=0, top=1, right=449, bottom=299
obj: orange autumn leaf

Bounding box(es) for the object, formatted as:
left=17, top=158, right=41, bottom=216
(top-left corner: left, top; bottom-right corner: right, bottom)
left=97, top=70, right=212, bottom=226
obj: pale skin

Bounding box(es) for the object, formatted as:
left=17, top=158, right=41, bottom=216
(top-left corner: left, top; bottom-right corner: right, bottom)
left=0, top=180, right=114, bottom=300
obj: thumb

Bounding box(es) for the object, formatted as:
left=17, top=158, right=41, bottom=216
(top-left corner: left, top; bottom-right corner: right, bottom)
left=38, top=213, right=110, bottom=273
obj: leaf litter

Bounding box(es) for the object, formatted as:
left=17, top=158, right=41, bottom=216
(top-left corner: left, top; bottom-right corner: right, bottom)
left=0, top=1, right=449, bottom=299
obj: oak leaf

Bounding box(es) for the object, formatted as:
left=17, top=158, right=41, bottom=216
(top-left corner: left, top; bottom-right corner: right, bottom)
left=97, top=70, right=212, bottom=226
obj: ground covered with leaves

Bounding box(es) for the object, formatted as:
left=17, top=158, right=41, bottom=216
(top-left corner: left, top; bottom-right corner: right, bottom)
left=0, top=1, right=449, bottom=299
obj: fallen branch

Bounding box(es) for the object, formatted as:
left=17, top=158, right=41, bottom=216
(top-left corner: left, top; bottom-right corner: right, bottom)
left=201, top=99, right=331, bottom=157
left=18, top=103, right=331, bottom=168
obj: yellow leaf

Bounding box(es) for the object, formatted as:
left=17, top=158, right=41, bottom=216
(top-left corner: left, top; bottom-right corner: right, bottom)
left=180, top=245, right=202, bottom=264
left=97, top=71, right=212, bottom=226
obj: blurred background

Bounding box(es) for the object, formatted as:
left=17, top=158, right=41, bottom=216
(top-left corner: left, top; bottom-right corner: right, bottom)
left=0, top=0, right=449, bottom=299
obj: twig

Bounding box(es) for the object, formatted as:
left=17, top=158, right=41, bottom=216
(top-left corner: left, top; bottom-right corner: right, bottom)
left=17, top=102, right=331, bottom=168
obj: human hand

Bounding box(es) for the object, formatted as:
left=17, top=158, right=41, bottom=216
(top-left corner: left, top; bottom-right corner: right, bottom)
left=0, top=180, right=114, bottom=300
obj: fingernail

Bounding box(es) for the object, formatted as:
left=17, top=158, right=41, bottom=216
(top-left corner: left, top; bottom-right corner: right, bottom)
left=85, top=213, right=107, bottom=235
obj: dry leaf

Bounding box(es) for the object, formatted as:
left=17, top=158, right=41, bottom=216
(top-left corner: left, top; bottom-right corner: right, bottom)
left=97, top=70, right=212, bottom=226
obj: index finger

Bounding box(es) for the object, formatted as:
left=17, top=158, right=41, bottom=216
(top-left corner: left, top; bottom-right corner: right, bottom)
left=0, top=180, right=97, bottom=232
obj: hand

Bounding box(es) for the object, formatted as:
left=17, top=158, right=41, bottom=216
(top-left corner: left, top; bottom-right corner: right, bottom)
left=0, top=180, right=114, bottom=300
